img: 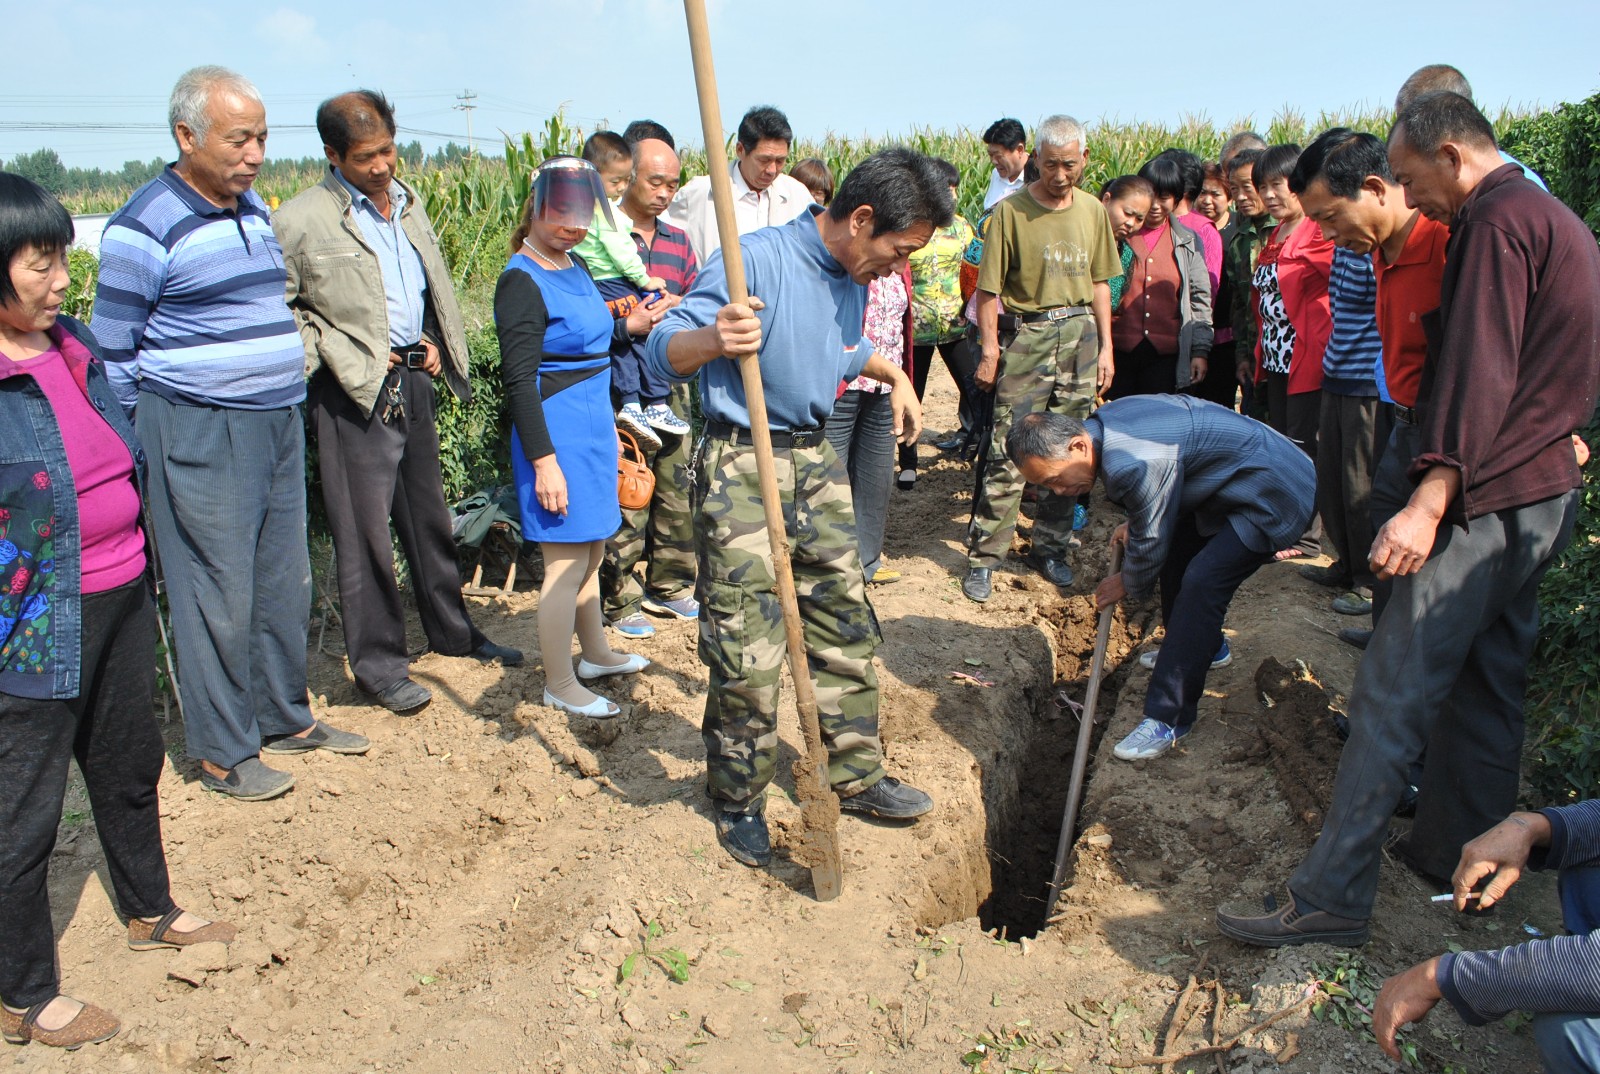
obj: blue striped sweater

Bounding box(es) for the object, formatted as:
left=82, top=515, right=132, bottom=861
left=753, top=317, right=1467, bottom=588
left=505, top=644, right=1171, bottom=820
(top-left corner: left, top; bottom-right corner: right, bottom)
left=1439, top=799, right=1600, bottom=1024
left=92, top=167, right=305, bottom=413
left=1321, top=246, right=1381, bottom=396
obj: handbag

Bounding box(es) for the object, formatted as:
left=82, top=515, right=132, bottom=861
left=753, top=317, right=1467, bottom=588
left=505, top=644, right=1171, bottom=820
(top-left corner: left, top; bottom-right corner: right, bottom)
left=617, top=428, right=655, bottom=510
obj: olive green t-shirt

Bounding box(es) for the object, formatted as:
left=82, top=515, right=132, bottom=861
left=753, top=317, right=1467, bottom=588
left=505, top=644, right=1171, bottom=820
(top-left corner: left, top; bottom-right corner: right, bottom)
left=975, top=187, right=1119, bottom=313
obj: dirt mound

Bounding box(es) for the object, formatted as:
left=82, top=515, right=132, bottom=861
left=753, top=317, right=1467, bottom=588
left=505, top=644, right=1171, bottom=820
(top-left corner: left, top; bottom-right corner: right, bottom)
left=1249, top=657, right=1348, bottom=832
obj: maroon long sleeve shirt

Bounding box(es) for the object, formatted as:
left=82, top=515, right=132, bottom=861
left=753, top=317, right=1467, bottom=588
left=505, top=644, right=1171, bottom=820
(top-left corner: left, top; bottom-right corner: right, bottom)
left=1412, top=164, right=1600, bottom=524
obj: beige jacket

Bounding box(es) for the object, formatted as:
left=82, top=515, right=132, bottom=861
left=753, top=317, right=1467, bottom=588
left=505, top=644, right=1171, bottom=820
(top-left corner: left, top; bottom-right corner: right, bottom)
left=275, top=171, right=470, bottom=417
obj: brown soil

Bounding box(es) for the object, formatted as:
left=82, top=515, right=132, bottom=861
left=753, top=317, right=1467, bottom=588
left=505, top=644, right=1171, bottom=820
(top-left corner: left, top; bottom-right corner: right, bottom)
left=32, top=377, right=1559, bottom=1074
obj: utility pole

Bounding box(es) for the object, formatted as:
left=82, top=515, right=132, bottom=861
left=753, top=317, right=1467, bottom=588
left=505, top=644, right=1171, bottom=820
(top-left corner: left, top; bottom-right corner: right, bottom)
left=454, top=90, right=477, bottom=156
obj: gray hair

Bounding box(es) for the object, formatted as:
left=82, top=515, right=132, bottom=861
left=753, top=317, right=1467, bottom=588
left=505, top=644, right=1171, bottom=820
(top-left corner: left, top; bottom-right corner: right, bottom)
left=169, top=65, right=262, bottom=147
left=1005, top=411, right=1087, bottom=466
left=1396, top=64, right=1472, bottom=115
left=1035, top=114, right=1087, bottom=153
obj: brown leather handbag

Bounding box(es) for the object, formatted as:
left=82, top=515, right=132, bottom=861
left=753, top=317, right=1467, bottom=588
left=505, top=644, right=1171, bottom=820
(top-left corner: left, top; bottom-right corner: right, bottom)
left=617, top=429, right=655, bottom=510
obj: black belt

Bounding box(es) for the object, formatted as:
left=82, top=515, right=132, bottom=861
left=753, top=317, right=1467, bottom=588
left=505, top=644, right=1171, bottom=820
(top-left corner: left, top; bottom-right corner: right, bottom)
left=705, top=419, right=826, bottom=449
left=1394, top=403, right=1422, bottom=425
left=394, top=343, right=427, bottom=369
left=1018, top=305, right=1093, bottom=324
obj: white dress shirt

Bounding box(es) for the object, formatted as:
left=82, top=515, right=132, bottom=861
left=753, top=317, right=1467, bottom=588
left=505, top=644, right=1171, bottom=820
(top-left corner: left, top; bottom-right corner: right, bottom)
left=983, top=167, right=1026, bottom=211
left=662, top=160, right=814, bottom=264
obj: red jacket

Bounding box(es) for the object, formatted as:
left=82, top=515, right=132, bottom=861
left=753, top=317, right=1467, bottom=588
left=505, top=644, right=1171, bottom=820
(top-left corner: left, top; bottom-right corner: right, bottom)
left=1253, top=218, right=1334, bottom=394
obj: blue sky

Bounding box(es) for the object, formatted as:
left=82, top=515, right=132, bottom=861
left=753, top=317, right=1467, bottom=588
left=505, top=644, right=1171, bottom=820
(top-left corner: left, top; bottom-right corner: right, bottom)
left=7, top=0, right=1599, bottom=171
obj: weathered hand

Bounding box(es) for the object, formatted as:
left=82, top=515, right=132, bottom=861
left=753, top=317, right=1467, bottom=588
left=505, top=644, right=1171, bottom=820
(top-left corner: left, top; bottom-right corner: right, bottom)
left=1189, top=356, right=1208, bottom=384
left=1368, top=504, right=1440, bottom=580
left=975, top=348, right=1001, bottom=391
left=1452, top=811, right=1548, bottom=910
left=890, top=379, right=922, bottom=446
left=1095, top=571, right=1127, bottom=611
left=715, top=299, right=764, bottom=358
left=422, top=340, right=442, bottom=377
left=1372, top=958, right=1443, bottom=1061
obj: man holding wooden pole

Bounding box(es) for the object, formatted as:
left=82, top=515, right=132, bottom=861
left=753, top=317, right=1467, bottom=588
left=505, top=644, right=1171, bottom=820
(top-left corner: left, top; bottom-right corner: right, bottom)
left=646, top=149, right=949, bottom=868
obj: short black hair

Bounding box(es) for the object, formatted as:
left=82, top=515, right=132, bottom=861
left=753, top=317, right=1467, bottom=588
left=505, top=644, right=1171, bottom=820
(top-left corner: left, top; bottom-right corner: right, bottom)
left=736, top=106, right=792, bottom=150
left=581, top=131, right=632, bottom=170
left=315, top=89, right=396, bottom=157
left=1227, top=148, right=1264, bottom=179
left=982, top=118, right=1026, bottom=149
left=1100, top=174, right=1154, bottom=202
left=621, top=120, right=674, bottom=150
left=0, top=171, right=74, bottom=307
left=931, top=157, right=960, bottom=189
left=1290, top=128, right=1391, bottom=198
left=1137, top=156, right=1184, bottom=201
left=1157, top=148, right=1204, bottom=202
left=828, top=147, right=954, bottom=235
left=1252, top=144, right=1302, bottom=188
left=1391, top=91, right=1498, bottom=156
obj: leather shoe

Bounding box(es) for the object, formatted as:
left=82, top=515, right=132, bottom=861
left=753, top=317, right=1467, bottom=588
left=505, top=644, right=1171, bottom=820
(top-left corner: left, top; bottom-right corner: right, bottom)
left=1338, top=627, right=1372, bottom=650
left=838, top=776, right=933, bottom=819
left=373, top=678, right=431, bottom=714
left=962, top=566, right=993, bottom=603
left=715, top=809, right=771, bottom=867
left=1215, top=890, right=1369, bottom=947
left=471, top=639, right=524, bottom=666
left=1027, top=554, right=1075, bottom=588
left=933, top=430, right=968, bottom=453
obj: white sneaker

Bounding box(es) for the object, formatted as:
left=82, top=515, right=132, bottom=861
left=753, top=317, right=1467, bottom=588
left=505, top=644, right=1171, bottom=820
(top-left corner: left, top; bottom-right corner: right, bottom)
left=643, top=403, right=690, bottom=435
left=617, top=404, right=662, bottom=449
left=1138, top=640, right=1232, bottom=671
left=1113, top=718, right=1186, bottom=761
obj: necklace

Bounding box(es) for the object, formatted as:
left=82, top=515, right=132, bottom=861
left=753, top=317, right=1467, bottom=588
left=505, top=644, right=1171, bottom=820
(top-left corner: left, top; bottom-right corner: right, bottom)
left=521, top=238, right=572, bottom=271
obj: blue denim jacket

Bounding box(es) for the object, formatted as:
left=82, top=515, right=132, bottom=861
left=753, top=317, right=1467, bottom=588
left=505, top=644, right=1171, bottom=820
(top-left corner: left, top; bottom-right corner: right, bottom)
left=0, top=315, right=147, bottom=700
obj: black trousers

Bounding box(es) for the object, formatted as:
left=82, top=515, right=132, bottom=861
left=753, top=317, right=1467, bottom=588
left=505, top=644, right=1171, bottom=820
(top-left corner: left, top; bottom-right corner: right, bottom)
left=900, top=339, right=978, bottom=470
left=310, top=368, right=484, bottom=695
left=1107, top=340, right=1177, bottom=399
left=0, top=581, right=174, bottom=1008
left=1264, top=372, right=1323, bottom=555
left=1193, top=339, right=1240, bottom=410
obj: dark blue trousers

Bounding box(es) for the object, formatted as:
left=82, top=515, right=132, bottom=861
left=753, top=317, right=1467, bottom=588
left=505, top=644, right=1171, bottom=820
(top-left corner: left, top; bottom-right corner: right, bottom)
left=1146, top=517, right=1270, bottom=731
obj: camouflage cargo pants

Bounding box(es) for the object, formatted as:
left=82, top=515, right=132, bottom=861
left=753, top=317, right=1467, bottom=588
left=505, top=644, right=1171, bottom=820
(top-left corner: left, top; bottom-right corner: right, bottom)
left=602, top=382, right=697, bottom=620
left=692, top=431, right=886, bottom=813
left=968, top=316, right=1100, bottom=568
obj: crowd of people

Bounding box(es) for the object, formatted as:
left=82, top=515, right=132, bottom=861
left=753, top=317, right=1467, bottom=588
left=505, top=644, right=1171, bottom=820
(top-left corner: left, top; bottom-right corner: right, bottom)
left=2, top=61, right=1598, bottom=1066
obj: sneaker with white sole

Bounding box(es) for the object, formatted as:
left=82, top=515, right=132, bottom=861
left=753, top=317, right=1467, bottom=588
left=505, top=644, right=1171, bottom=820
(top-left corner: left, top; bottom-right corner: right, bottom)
left=1138, top=639, right=1232, bottom=671
left=641, top=594, right=699, bottom=619
left=642, top=403, right=690, bottom=435
left=1113, top=717, right=1186, bottom=760
left=617, top=403, right=663, bottom=449
left=609, top=613, right=656, bottom=638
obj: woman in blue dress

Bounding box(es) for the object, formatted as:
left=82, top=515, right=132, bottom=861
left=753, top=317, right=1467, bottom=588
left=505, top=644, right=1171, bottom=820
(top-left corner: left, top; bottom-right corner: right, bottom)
left=496, top=158, right=651, bottom=718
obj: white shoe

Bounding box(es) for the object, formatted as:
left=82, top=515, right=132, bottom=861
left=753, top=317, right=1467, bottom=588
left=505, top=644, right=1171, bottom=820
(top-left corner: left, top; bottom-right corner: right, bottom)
left=1112, top=717, right=1185, bottom=760
left=576, top=653, right=651, bottom=680
left=543, top=688, right=620, bottom=719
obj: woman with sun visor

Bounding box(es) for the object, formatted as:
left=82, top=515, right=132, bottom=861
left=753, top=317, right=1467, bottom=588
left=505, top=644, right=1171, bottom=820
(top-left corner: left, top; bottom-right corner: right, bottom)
left=495, top=157, right=659, bottom=720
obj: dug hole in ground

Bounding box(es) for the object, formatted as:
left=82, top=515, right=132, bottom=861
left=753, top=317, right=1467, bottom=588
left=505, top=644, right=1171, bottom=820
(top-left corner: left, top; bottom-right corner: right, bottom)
left=36, top=375, right=1557, bottom=1074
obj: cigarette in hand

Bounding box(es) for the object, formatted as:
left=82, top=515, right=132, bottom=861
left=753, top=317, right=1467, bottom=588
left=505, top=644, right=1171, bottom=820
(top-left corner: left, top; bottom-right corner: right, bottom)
left=1430, top=892, right=1481, bottom=903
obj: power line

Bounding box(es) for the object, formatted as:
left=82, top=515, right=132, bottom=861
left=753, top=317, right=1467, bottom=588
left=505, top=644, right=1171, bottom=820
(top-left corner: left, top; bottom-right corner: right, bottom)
left=454, top=90, right=477, bottom=155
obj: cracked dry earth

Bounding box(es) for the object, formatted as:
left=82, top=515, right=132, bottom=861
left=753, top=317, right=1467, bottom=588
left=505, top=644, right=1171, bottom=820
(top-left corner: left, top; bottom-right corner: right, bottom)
left=28, top=378, right=1557, bottom=1074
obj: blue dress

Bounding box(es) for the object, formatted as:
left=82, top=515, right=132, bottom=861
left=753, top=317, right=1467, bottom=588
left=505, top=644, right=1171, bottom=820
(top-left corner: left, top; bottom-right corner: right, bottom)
left=495, top=253, right=621, bottom=543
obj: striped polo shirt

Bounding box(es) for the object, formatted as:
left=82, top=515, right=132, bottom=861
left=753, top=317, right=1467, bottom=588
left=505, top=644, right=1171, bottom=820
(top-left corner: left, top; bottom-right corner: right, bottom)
left=93, top=167, right=305, bottom=413
left=1321, top=246, right=1382, bottom=396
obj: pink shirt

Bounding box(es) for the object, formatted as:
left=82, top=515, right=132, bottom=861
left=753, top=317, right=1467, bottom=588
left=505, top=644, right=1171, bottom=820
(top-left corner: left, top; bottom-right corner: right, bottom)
left=26, top=343, right=146, bottom=593
left=844, top=273, right=909, bottom=394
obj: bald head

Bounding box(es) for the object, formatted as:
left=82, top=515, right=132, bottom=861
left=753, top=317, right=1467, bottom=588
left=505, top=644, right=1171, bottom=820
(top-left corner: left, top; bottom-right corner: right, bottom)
left=1396, top=64, right=1472, bottom=114
left=624, top=138, right=682, bottom=222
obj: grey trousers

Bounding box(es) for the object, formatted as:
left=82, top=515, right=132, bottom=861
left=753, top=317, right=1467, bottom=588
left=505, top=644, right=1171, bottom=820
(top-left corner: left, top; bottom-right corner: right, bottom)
left=1290, top=489, right=1578, bottom=918
left=1316, top=392, right=1388, bottom=590
left=824, top=389, right=896, bottom=580
left=138, top=395, right=315, bottom=769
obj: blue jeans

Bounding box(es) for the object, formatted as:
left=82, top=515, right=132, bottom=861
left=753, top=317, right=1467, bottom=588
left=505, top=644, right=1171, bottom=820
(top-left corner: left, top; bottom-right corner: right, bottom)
left=823, top=389, right=895, bottom=580
left=1533, top=864, right=1600, bottom=1073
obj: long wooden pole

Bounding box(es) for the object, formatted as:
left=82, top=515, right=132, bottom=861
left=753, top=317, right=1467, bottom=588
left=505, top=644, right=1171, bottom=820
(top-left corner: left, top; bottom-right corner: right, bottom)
left=681, top=0, right=843, bottom=900
left=1044, top=543, right=1123, bottom=918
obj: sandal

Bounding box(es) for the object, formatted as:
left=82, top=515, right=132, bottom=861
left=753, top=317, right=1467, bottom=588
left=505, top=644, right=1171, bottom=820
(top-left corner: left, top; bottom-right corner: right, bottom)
left=127, top=906, right=237, bottom=951
left=1, top=999, right=119, bottom=1049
